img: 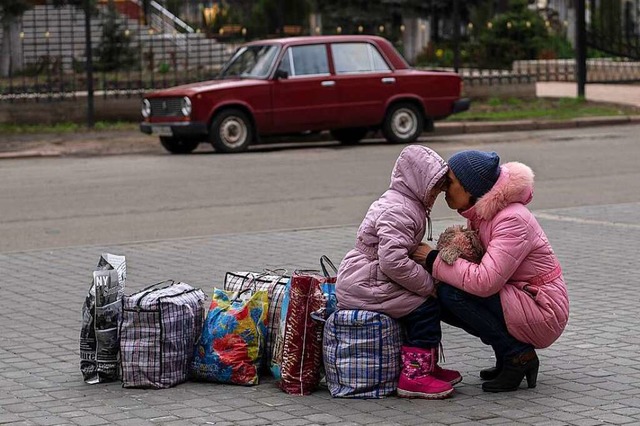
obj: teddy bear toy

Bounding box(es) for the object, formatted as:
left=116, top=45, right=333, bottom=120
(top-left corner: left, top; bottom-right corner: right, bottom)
left=436, top=225, right=485, bottom=265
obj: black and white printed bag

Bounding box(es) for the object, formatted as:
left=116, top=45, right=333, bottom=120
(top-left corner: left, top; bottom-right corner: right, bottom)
left=120, top=280, right=206, bottom=389
left=80, top=253, right=126, bottom=384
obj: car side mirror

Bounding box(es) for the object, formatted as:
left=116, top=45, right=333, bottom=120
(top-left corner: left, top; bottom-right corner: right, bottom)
left=274, top=69, right=289, bottom=80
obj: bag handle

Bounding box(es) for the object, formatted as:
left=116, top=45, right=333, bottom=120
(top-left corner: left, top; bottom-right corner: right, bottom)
left=320, top=255, right=338, bottom=278
left=140, top=279, right=175, bottom=292
left=263, top=268, right=289, bottom=277
left=136, top=280, right=176, bottom=309
left=231, top=287, right=254, bottom=302
left=242, top=268, right=287, bottom=292
left=310, top=308, right=327, bottom=323
left=262, top=268, right=289, bottom=286
left=294, top=269, right=322, bottom=276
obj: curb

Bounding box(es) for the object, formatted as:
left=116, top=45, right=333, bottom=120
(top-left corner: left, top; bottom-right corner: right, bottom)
left=1, top=115, right=639, bottom=159
left=432, top=115, right=640, bottom=135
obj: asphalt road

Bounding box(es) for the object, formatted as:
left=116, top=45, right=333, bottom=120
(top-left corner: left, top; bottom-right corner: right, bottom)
left=1, top=124, right=639, bottom=253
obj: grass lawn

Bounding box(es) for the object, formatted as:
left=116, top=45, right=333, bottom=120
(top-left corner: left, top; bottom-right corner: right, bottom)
left=0, top=97, right=638, bottom=134
left=449, top=97, right=640, bottom=121
left=0, top=121, right=138, bottom=134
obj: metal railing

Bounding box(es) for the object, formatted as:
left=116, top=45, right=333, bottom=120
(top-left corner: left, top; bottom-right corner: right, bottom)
left=1, top=3, right=639, bottom=105
left=0, top=4, right=239, bottom=102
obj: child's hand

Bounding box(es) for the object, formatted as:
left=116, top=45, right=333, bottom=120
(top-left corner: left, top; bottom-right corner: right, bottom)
left=411, top=243, right=434, bottom=264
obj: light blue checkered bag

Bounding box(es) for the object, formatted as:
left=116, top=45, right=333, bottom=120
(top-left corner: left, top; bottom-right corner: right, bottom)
left=323, top=309, right=402, bottom=398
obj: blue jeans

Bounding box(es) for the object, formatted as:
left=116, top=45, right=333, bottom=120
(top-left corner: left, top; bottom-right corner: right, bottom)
left=399, top=297, right=441, bottom=348
left=437, top=283, right=533, bottom=359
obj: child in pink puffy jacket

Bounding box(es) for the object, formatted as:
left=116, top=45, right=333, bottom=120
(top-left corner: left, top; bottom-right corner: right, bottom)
left=336, top=145, right=461, bottom=399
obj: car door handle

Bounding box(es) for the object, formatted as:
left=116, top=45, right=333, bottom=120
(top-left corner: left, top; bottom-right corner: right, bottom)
left=381, top=77, right=396, bottom=84
left=321, top=81, right=336, bottom=87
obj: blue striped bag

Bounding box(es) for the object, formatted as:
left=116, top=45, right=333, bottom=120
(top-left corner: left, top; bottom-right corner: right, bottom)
left=323, top=310, right=403, bottom=398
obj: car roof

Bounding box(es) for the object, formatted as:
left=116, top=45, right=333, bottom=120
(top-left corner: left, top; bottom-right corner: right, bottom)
left=244, top=34, right=390, bottom=46
left=242, top=35, right=410, bottom=70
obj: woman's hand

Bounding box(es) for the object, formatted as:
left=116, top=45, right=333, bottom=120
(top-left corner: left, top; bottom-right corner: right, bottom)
left=412, top=242, right=434, bottom=264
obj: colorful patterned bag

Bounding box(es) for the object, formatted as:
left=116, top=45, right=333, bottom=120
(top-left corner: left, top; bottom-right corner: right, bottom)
left=191, top=288, right=268, bottom=385
left=323, top=309, right=403, bottom=398
left=120, top=280, right=206, bottom=389
left=223, top=270, right=289, bottom=371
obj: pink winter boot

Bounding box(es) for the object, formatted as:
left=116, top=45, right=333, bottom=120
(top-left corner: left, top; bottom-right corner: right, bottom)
left=397, top=346, right=454, bottom=399
left=431, top=346, right=463, bottom=385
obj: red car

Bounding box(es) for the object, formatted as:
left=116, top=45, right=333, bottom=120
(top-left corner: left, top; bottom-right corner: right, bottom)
left=140, top=35, right=469, bottom=153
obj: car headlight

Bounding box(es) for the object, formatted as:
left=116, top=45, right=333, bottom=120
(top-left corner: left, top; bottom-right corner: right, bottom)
left=141, top=99, right=151, bottom=118
left=181, top=96, right=192, bottom=117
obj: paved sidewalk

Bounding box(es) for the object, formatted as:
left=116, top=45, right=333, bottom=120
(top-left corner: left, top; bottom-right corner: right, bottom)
left=2, top=203, right=640, bottom=425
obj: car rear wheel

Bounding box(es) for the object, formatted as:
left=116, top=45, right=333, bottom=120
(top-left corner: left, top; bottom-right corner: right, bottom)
left=330, top=127, right=368, bottom=145
left=382, top=103, right=424, bottom=144
left=159, top=137, right=200, bottom=154
left=210, top=108, right=254, bottom=153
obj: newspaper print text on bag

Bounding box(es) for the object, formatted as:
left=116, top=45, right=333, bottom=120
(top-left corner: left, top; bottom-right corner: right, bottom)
left=80, top=253, right=126, bottom=384
left=120, top=280, right=206, bottom=389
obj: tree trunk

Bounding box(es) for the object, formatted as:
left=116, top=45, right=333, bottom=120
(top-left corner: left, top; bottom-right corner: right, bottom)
left=1, top=20, right=23, bottom=77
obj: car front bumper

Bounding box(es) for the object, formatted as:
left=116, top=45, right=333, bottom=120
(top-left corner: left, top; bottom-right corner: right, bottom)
left=140, top=121, right=208, bottom=138
left=452, top=98, right=471, bottom=114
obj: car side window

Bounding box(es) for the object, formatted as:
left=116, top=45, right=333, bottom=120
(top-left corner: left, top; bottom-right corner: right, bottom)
left=277, top=50, right=292, bottom=76
left=279, top=45, right=329, bottom=77
left=331, top=43, right=391, bottom=74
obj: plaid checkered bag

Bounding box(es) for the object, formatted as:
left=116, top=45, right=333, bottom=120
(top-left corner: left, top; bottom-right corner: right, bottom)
left=120, top=280, right=206, bottom=389
left=323, top=310, right=403, bottom=398
left=223, top=270, right=289, bottom=370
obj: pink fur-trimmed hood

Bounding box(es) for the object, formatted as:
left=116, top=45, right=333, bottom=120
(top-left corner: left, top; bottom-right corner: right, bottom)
left=474, top=162, right=535, bottom=221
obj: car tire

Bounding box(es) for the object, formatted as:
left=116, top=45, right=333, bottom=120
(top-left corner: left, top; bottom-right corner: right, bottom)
left=330, top=127, right=368, bottom=145
left=210, top=108, right=254, bottom=153
left=382, top=103, right=424, bottom=144
left=160, top=137, right=200, bottom=154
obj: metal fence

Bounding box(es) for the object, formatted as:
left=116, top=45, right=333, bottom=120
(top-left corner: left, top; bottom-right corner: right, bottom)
left=0, top=4, right=240, bottom=102
left=1, top=3, right=639, bottom=105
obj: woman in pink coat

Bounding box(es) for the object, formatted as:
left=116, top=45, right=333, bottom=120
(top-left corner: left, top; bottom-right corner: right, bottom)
left=417, top=150, right=569, bottom=393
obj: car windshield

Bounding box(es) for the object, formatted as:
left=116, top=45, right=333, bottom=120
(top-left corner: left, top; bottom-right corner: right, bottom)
left=218, top=44, right=280, bottom=79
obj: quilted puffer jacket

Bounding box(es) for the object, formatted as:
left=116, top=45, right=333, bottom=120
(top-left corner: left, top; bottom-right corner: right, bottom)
left=433, top=162, right=569, bottom=348
left=336, top=145, right=448, bottom=318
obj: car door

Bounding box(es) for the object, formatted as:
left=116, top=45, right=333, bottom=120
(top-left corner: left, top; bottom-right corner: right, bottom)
left=271, top=44, right=339, bottom=133
left=330, top=42, right=396, bottom=128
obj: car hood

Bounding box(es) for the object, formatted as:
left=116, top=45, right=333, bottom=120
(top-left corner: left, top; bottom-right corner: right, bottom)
left=144, top=78, right=269, bottom=97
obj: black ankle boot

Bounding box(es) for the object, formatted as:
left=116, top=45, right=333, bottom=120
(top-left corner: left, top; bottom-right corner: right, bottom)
left=479, top=364, right=501, bottom=381
left=482, top=350, right=539, bottom=393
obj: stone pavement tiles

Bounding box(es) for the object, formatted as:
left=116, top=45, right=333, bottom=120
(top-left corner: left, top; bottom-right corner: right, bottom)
left=1, top=202, right=639, bottom=426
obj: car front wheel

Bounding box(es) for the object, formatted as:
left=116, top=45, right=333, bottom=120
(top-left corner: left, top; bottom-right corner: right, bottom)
left=382, top=103, right=424, bottom=144
left=210, top=108, right=254, bottom=153
left=330, top=127, right=368, bottom=145
left=160, top=137, right=200, bottom=154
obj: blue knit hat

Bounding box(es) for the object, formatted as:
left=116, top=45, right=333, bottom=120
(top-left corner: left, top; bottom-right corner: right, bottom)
left=448, top=150, right=501, bottom=199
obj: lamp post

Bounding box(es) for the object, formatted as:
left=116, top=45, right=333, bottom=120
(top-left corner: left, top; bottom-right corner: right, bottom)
left=84, top=0, right=95, bottom=128
left=452, top=0, right=460, bottom=73
left=576, top=0, right=586, bottom=98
